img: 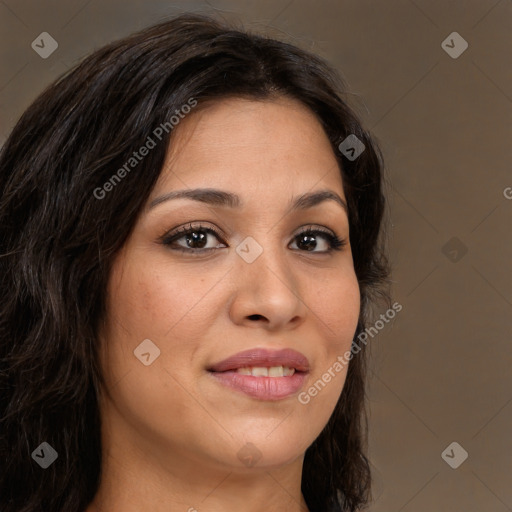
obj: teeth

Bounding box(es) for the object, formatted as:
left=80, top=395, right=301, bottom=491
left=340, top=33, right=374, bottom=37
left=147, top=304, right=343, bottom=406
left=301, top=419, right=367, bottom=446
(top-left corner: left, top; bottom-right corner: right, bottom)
left=283, top=367, right=295, bottom=377
left=235, top=366, right=296, bottom=377
left=251, top=366, right=268, bottom=377
left=268, top=366, right=284, bottom=377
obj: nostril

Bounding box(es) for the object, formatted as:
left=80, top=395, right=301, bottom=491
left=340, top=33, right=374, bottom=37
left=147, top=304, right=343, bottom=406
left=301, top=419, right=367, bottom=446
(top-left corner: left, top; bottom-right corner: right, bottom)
left=248, top=314, right=264, bottom=321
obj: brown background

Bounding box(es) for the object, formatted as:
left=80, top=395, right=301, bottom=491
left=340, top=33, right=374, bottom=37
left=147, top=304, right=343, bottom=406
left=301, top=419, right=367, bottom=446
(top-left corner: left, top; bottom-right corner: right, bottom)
left=1, top=1, right=511, bottom=510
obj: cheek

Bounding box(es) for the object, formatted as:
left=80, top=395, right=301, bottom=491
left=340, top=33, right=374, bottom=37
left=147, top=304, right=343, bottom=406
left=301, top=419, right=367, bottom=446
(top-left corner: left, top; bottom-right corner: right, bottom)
left=106, top=258, right=217, bottom=343
left=282, top=269, right=359, bottom=426
left=307, top=267, right=361, bottom=349
left=306, top=271, right=360, bottom=393
left=98, top=258, right=220, bottom=449
left=100, top=255, right=227, bottom=393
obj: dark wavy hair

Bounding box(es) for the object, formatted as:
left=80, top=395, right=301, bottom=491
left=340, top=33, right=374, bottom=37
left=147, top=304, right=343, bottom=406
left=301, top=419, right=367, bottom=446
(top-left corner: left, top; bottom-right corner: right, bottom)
left=0, top=13, right=390, bottom=512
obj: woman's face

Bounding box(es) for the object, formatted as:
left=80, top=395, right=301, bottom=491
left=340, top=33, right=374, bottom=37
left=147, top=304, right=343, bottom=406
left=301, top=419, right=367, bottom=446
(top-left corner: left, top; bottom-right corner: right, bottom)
left=99, top=96, right=360, bottom=473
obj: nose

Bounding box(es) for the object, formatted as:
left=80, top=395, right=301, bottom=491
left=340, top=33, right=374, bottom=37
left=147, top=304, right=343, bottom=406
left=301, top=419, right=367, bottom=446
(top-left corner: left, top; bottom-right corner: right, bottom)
left=228, top=242, right=307, bottom=331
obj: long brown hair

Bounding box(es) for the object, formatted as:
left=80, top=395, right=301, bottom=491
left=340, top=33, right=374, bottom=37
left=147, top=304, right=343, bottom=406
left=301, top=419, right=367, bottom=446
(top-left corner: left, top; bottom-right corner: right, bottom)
left=0, top=14, right=390, bottom=511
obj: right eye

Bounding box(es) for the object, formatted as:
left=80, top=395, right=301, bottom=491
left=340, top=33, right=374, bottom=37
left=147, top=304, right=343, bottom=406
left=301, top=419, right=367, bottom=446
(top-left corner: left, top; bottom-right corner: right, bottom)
left=160, top=222, right=227, bottom=253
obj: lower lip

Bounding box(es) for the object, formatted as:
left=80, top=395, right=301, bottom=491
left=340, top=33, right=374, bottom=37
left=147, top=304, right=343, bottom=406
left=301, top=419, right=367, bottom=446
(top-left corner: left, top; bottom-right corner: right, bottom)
left=209, top=371, right=308, bottom=401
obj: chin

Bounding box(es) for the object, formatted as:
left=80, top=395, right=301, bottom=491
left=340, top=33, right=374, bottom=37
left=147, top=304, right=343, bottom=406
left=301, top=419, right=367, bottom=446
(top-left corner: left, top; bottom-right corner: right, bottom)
left=219, top=427, right=311, bottom=470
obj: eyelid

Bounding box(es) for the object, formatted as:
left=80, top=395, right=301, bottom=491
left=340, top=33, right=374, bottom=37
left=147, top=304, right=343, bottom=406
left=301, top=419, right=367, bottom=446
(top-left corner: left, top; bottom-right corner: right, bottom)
left=159, top=221, right=346, bottom=253
left=296, top=223, right=335, bottom=236
left=161, top=221, right=338, bottom=238
left=158, top=221, right=226, bottom=244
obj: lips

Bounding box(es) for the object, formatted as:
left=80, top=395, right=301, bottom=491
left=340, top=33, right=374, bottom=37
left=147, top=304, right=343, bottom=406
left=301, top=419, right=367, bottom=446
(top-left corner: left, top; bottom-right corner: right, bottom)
left=207, top=348, right=311, bottom=400
left=207, top=348, right=310, bottom=373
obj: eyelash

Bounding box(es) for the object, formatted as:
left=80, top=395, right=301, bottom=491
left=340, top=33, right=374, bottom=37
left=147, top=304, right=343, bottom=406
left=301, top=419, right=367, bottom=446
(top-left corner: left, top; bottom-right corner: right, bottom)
left=159, top=222, right=347, bottom=255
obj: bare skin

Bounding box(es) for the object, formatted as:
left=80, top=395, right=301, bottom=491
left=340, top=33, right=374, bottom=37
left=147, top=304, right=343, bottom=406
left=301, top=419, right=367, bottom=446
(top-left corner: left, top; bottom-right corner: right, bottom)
left=86, top=96, right=360, bottom=512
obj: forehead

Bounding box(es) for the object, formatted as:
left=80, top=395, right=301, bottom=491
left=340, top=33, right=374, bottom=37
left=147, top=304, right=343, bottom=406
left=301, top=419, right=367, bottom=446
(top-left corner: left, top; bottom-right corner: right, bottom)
left=154, top=96, right=344, bottom=197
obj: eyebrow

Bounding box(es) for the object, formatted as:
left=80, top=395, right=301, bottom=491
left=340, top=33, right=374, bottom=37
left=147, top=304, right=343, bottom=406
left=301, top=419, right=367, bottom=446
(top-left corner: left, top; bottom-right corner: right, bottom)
left=148, top=187, right=348, bottom=214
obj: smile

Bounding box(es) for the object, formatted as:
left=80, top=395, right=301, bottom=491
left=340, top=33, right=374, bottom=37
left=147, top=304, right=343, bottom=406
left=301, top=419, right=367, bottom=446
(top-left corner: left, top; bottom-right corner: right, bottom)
left=207, top=348, right=310, bottom=401
left=232, top=366, right=296, bottom=377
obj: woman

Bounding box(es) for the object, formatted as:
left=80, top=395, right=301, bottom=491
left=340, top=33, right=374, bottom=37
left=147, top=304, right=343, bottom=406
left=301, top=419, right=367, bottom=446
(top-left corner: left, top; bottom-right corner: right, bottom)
left=0, top=13, right=390, bottom=512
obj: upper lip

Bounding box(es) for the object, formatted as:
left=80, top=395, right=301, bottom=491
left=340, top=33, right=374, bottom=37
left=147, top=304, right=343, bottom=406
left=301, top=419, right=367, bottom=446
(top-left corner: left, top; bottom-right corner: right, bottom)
left=207, top=348, right=310, bottom=373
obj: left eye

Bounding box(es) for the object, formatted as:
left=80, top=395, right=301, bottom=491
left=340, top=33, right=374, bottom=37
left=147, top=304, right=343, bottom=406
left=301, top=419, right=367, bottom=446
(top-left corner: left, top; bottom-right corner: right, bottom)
left=289, top=229, right=343, bottom=252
